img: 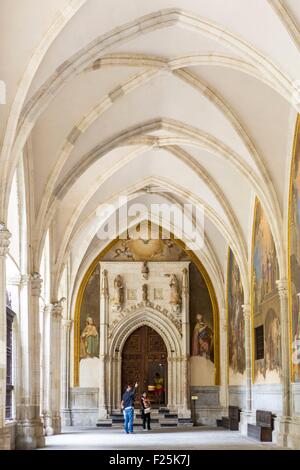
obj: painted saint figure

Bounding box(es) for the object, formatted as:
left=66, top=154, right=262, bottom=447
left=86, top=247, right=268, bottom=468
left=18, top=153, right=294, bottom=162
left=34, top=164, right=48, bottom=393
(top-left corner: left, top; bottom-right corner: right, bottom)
left=192, top=313, right=214, bottom=361
left=80, top=316, right=99, bottom=359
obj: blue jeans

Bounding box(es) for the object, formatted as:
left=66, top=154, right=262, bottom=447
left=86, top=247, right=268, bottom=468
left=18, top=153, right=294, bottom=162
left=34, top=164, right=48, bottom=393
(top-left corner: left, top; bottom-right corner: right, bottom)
left=123, top=407, right=134, bottom=433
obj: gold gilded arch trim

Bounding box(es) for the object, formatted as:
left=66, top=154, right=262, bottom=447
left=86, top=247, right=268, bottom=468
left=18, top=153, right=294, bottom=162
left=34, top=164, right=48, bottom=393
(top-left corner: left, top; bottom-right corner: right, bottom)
left=288, top=114, right=300, bottom=383
left=73, top=232, right=220, bottom=387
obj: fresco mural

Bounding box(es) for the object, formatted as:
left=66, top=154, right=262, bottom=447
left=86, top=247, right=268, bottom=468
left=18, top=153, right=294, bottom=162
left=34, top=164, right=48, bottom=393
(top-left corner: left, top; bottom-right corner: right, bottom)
left=227, top=249, right=245, bottom=381
left=190, top=263, right=214, bottom=363
left=79, top=264, right=100, bottom=360
left=102, top=237, right=189, bottom=262
left=252, top=199, right=281, bottom=382
left=289, top=117, right=300, bottom=382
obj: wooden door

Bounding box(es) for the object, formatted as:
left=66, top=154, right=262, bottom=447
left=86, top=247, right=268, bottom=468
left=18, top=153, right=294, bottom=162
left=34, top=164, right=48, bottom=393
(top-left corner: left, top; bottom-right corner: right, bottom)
left=121, top=326, right=167, bottom=405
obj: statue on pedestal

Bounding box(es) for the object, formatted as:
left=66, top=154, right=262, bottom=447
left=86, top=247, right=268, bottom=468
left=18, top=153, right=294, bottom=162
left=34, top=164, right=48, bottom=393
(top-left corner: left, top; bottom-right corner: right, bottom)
left=112, top=275, right=124, bottom=312
left=165, top=273, right=181, bottom=314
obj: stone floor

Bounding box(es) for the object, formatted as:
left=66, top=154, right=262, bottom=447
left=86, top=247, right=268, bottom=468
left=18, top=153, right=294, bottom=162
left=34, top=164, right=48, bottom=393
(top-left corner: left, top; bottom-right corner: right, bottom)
left=42, top=426, right=285, bottom=450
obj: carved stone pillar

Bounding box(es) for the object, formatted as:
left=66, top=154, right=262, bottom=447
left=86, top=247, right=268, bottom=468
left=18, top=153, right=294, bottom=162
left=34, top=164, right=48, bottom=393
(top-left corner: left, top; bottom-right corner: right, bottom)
left=98, top=268, right=109, bottom=422
left=180, top=267, right=190, bottom=417
left=44, top=300, right=64, bottom=435
left=16, top=273, right=45, bottom=449
left=242, top=304, right=252, bottom=413
left=273, top=280, right=291, bottom=447
left=41, top=304, right=51, bottom=435
left=61, top=319, right=72, bottom=426
left=0, top=225, right=11, bottom=450
left=219, top=314, right=228, bottom=409
left=239, top=303, right=253, bottom=434
left=276, top=279, right=290, bottom=419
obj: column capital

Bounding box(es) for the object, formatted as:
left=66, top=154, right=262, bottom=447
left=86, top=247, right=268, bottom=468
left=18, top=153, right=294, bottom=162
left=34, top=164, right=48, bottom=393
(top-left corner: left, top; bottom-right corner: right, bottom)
left=0, top=224, right=11, bottom=257
left=51, top=298, right=66, bottom=319
left=242, top=303, right=251, bottom=320
left=62, top=319, right=72, bottom=331
left=29, top=272, right=43, bottom=296
left=276, top=279, right=288, bottom=298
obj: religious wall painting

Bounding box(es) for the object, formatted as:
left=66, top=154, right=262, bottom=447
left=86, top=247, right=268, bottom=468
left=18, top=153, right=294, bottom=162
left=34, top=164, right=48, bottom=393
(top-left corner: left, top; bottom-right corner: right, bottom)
left=79, top=264, right=100, bottom=360
left=102, top=237, right=189, bottom=262
left=289, top=116, right=300, bottom=381
left=227, top=249, right=246, bottom=380
left=252, top=199, right=281, bottom=382
left=190, top=263, right=214, bottom=363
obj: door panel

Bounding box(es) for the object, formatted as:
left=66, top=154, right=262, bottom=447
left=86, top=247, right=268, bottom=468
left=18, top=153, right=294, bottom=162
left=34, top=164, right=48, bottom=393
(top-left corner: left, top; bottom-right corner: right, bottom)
left=121, top=326, right=167, bottom=405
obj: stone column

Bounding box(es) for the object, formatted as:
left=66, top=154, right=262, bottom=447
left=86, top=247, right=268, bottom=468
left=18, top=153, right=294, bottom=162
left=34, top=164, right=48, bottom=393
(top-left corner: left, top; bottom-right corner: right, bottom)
left=181, top=267, right=191, bottom=417
left=44, top=299, right=65, bottom=435
left=274, top=279, right=291, bottom=446
left=16, top=273, right=45, bottom=449
left=0, top=225, right=11, bottom=450
left=239, top=303, right=253, bottom=434
left=41, top=304, right=51, bottom=435
left=219, top=314, right=228, bottom=409
left=276, top=280, right=291, bottom=418
left=61, top=319, right=72, bottom=427
left=97, top=268, right=109, bottom=422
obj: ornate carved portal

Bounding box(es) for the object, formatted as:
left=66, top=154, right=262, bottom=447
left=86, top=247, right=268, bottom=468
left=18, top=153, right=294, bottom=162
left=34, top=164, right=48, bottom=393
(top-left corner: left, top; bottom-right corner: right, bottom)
left=121, top=326, right=167, bottom=405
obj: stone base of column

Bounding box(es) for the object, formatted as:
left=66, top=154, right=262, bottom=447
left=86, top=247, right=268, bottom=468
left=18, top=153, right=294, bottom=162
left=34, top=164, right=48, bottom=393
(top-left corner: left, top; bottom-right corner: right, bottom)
left=0, top=427, right=12, bottom=450
left=15, top=419, right=45, bottom=450
left=177, top=406, right=191, bottom=419
left=98, top=406, right=108, bottom=420
left=43, top=413, right=61, bottom=435
left=239, top=410, right=255, bottom=435
left=273, top=416, right=299, bottom=449
left=61, top=409, right=72, bottom=427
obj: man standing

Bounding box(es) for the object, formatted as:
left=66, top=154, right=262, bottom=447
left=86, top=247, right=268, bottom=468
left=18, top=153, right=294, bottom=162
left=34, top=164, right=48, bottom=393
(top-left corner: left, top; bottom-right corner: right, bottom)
left=121, top=382, right=138, bottom=434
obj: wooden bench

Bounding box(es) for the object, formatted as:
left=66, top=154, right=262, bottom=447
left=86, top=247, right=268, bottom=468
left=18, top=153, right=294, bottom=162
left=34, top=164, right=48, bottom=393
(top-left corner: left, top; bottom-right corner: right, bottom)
left=218, top=406, right=241, bottom=430
left=247, top=410, right=274, bottom=442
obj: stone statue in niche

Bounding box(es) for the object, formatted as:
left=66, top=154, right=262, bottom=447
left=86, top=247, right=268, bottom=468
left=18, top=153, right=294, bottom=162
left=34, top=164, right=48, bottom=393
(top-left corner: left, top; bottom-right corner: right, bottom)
left=112, top=274, right=124, bottom=312
left=142, top=284, right=148, bottom=302
left=142, top=261, right=149, bottom=280
left=165, top=273, right=181, bottom=314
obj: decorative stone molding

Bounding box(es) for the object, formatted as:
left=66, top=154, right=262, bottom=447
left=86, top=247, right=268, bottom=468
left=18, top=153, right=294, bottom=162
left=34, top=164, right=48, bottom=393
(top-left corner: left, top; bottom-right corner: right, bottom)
left=62, top=319, right=73, bottom=331
left=109, top=301, right=182, bottom=335
left=29, top=272, right=42, bottom=297
left=242, top=303, right=251, bottom=320
left=141, top=261, right=149, bottom=280
left=51, top=298, right=66, bottom=318
left=100, top=269, right=109, bottom=298
left=0, top=225, right=11, bottom=257
left=276, top=279, right=289, bottom=298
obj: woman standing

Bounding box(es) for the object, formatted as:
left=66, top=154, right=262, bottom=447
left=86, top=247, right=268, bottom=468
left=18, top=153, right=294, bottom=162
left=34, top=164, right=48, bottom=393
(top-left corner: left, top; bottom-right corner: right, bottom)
left=141, top=392, right=151, bottom=431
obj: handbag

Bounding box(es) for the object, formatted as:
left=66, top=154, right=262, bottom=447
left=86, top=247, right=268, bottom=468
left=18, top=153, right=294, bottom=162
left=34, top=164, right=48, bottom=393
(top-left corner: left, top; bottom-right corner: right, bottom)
left=144, top=407, right=151, bottom=414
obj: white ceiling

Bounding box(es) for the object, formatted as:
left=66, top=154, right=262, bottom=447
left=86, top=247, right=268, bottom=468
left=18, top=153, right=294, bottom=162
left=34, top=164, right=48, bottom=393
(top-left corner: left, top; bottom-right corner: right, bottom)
left=1, top=0, right=299, bottom=299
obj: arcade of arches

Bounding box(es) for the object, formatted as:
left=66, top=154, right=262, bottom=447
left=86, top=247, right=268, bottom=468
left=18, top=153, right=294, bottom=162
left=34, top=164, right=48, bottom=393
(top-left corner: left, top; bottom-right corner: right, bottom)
left=1, top=0, right=300, bottom=450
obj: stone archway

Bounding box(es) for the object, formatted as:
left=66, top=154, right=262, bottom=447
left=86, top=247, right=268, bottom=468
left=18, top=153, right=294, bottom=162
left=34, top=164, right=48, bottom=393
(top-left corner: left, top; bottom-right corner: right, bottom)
left=106, top=307, right=190, bottom=418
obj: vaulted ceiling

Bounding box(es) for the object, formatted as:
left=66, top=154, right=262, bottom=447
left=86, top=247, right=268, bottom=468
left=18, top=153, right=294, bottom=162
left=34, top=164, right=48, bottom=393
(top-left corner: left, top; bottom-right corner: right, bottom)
left=1, top=0, right=299, bottom=302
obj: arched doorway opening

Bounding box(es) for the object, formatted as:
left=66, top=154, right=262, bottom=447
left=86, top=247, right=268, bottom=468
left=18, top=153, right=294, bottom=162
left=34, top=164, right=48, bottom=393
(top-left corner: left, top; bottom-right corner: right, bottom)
left=121, top=325, right=168, bottom=406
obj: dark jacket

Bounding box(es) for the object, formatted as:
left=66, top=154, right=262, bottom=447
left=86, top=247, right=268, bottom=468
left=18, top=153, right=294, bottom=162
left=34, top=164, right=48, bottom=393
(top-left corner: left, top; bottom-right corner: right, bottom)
left=122, top=388, right=136, bottom=408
